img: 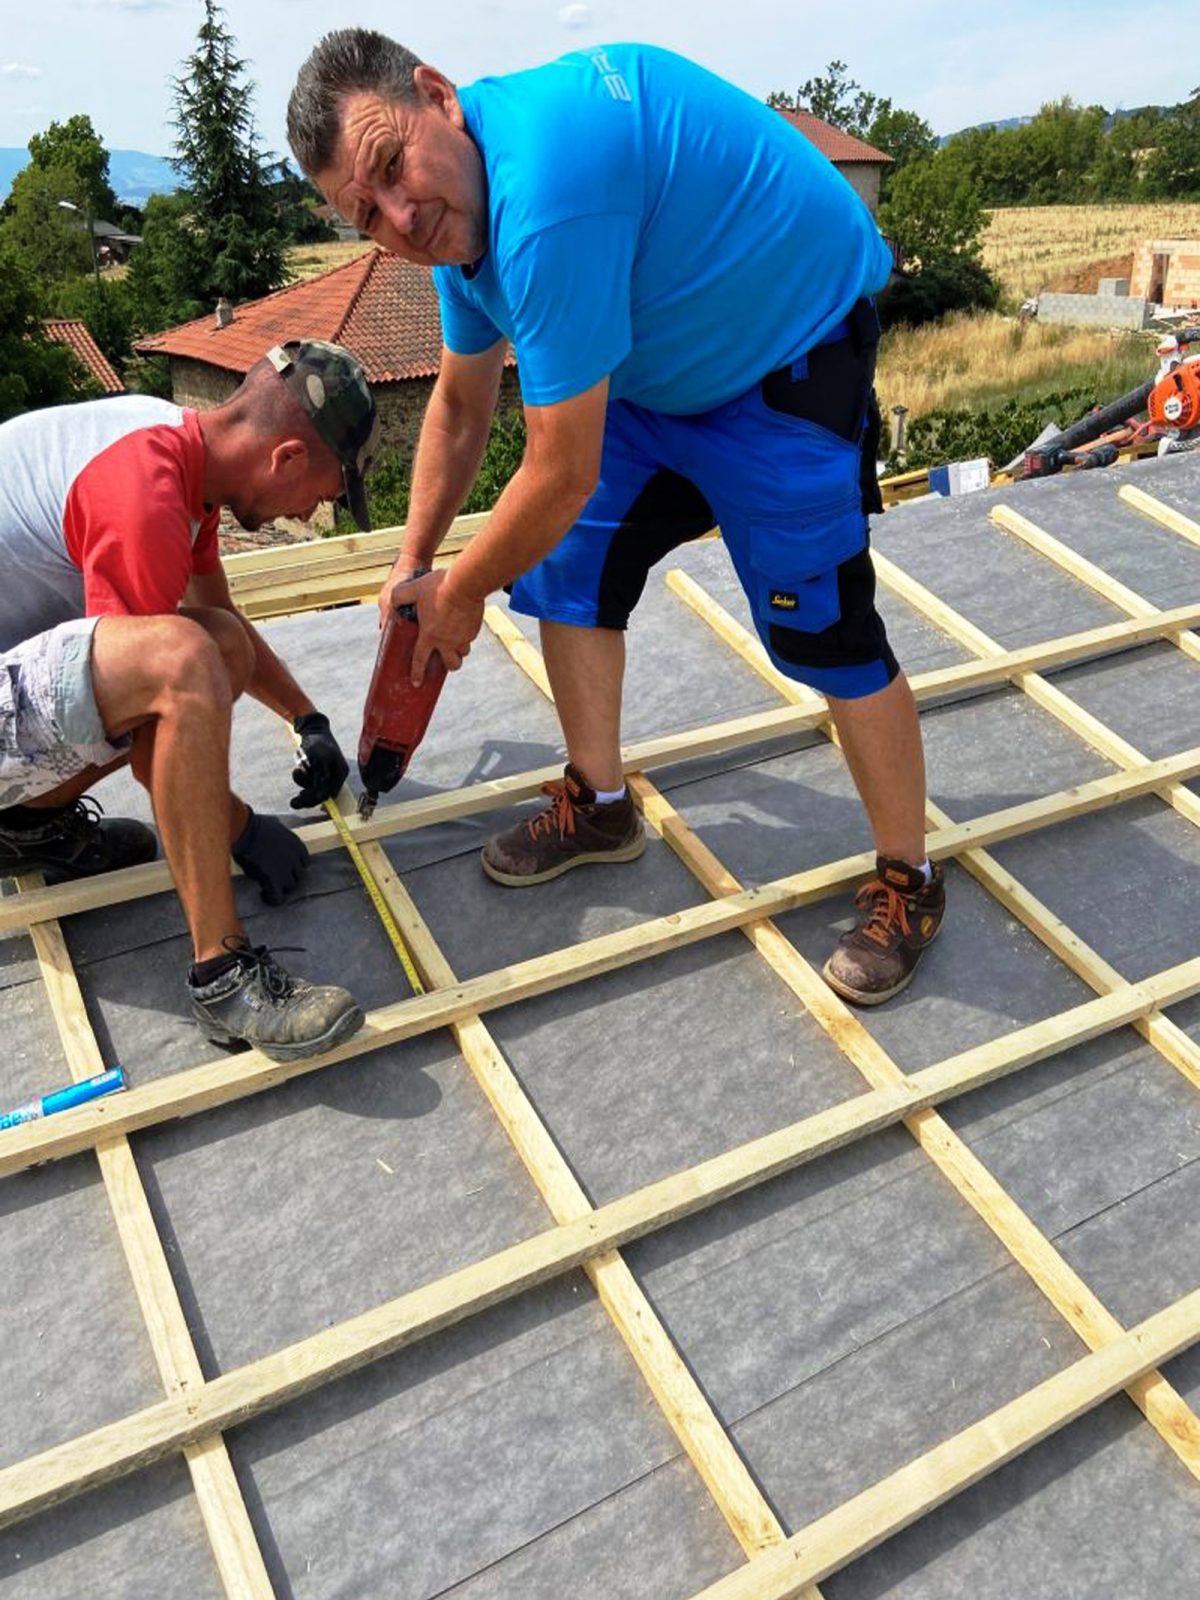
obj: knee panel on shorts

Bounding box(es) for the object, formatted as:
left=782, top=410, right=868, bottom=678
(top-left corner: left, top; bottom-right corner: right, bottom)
left=767, top=549, right=899, bottom=681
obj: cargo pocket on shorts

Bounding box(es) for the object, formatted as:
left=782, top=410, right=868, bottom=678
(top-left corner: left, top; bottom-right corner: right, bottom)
left=745, top=515, right=849, bottom=635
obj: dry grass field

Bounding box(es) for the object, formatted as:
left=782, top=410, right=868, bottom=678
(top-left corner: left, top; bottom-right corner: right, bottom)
left=286, top=238, right=377, bottom=281
left=877, top=202, right=1200, bottom=421
left=982, top=202, right=1200, bottom=300
left=285, top=209, right=1200, bottom=425
left=875, top=312, right=1154, bottom=419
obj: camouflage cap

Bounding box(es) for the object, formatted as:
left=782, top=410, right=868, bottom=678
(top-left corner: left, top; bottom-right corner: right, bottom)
left=266, top=338, right=380, bottom=531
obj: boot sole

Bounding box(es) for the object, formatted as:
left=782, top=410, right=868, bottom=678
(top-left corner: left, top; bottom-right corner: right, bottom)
left=198, top=1004, right=365, bottom=1063
left=481, top=832, right=647, bottom=888
left=820, top=925, right=943, bottom=1008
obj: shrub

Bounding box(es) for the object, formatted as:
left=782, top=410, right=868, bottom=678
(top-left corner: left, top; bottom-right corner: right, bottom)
left=879, top=256, right=1001, bottom=331
left=890, top=384, right=1116, bottom=472
left=341, top=406, right=528, bottom=533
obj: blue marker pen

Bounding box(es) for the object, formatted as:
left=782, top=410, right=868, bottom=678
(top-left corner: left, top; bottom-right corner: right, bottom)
left=0, top=1067, right=126, bottom=1132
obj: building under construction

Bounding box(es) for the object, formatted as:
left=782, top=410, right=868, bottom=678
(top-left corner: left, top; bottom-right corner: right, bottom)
left=4, top=451, right=1200, bottom=1598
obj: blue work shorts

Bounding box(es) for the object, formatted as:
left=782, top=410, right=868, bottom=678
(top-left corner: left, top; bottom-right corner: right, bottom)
left=509, top=300, right=898, bottom=700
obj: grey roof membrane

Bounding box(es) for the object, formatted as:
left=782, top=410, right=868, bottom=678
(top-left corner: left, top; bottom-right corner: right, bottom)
left=4, top=449, right=1200, bottom=1598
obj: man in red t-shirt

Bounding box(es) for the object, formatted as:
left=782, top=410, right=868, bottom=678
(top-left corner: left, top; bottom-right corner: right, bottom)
left=0, top=340, right=379, bottom=1063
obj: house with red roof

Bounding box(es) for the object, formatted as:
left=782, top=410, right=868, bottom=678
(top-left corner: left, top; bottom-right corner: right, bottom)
left=776, top=108, right=892, bottom=213
left=42, top=319, right=124, bottom=395
left=133, top=249, right=518, bottom=469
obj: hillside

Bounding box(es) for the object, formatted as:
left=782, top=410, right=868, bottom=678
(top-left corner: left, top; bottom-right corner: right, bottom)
left=0, top=147, right=176, bottom=207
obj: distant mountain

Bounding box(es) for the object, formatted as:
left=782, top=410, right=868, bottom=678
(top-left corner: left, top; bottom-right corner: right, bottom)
left=109, top=149, right=178, bottom=205
left=941, top=104, right=1174, bottom=144
left=940, top=115, right=1032, bottom=145
left=0, top=147, right=177, bottom=208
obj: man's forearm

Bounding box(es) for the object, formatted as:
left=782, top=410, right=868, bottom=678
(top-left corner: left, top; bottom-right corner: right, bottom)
left=235, top=611, right=315, bottom=722
left=401, top=385, right=494, bottom=569
left=441, top=456, right=594, bottom=607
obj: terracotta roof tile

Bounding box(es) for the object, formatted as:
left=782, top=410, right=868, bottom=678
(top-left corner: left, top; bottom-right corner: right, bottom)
left=776, top=107, right=892, bottom=166
left=133, top=249, right=512, bottom=384
left=43, top=319, right=124, bottom=393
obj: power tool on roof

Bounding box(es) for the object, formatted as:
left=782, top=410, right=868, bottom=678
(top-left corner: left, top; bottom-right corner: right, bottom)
left=356, top=570, right=447, bottom=821
left=1021, top=326, right=1200, bottom=478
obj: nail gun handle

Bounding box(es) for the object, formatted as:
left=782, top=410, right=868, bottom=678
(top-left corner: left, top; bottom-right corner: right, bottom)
left=389, top=564, right=431, bottom=628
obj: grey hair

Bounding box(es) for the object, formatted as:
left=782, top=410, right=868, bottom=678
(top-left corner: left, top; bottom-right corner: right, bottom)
left=287, top=30, right=424, bottom=177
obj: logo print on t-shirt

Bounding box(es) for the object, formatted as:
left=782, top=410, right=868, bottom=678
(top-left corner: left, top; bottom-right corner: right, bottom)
left=588, top=49, right=631, bottom=102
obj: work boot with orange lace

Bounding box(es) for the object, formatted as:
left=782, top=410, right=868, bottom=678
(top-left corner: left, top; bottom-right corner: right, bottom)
left=822, top=855, right=945, bottom=1005
left=481, top=763, right=645, bottom=886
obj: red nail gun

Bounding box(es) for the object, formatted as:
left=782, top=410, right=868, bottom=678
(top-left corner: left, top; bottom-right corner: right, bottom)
left=356, top=579, right=447, bottom=820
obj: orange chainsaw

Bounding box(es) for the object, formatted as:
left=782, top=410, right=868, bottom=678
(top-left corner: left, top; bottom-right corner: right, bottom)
left=1022, top=326, right=1200, bottom=477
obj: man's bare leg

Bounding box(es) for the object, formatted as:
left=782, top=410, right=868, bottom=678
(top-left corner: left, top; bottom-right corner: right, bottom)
left=826, top=673, right=927, bottom=864
left=89, top=613, right=247, bottom=961
left=539, top=620, right=626, bottom=791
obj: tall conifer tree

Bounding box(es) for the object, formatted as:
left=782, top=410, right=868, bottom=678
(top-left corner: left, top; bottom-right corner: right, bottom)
left=168, top=0, right=285, bottom=305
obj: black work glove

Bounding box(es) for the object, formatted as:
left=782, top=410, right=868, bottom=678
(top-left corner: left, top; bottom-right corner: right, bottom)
left=291, top=711, right=349, bottom=809
left=232, top=808, right=310, bottom=906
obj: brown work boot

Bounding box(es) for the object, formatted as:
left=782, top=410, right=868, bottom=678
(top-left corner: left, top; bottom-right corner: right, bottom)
left=822, top=856, right=945, bottom=1006
left=481, top=763, right=645, bottom=886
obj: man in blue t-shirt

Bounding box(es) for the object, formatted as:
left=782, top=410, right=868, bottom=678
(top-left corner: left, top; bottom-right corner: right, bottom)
left=289, top=33, right=944, bottom=1004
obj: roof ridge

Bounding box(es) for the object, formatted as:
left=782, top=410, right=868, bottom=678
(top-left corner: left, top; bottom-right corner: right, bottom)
left=150, top=249, right=380, bottom=345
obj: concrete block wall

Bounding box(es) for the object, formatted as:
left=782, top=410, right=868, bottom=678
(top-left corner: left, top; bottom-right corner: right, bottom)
left=1036, top=292, right=1155, bottom=329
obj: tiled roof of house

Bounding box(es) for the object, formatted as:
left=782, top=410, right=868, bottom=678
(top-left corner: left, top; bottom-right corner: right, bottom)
left=776, top=107, right=892, bottom=165
left=42, top=319, right=124, bottom=393
left=133, top=249, right=508, bottom=384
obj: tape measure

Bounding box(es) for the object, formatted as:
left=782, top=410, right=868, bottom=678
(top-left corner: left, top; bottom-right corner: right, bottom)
left=323, top=798, right=426, bottom=996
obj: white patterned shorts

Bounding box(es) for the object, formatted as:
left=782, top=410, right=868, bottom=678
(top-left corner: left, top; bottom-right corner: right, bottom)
left=0, top=618, right=132, bottom=808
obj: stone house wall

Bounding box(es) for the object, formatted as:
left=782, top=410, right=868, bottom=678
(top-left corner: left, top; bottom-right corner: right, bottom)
left=837, top=163, right=883, bottom=215
left=167, top=361, right=523, bottom=473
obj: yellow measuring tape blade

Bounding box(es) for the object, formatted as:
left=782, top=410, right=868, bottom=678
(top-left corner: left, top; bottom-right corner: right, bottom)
left=322, top=798, right=426, bottom=996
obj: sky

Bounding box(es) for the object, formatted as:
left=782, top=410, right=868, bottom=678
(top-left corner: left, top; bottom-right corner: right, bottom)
left=1, top=0, right=1197, bottom=158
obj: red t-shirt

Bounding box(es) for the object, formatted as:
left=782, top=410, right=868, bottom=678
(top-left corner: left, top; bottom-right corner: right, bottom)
left=63, top=405, right=221, bottom=615
left=0, top=396, right=221, bottom=651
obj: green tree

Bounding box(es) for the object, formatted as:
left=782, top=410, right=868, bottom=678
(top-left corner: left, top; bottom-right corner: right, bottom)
left=768, top=65, right=935, bottom=202
left=268, top=160, right=337, bottom=244
left=0, top=237, right=84, bottom=421
left=123, top=191, right=205, bottom=331
left=26, top=114, right=118, bottom=220
left=1144, top=89, right=1200, bottom=198
left=770, top=60, right=882, bottom=136
left=878, top=153, right=998, bottom=327
left=168, top=0, right=285, bottom=305
left=46, top=272, right=135, bottom=368
left=867, top=106, right=937, bottom=176
left=880, top=155, right=991, bottom=266
left=0, top=163, right=93, bottom=283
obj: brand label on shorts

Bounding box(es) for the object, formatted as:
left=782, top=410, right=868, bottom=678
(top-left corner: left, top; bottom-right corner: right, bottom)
left=770, top=590, right=799, bottom=611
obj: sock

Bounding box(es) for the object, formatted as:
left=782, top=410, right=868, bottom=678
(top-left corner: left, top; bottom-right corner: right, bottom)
left=593, top=785, right=627, bottom=804
left=0, top=803, right=64, bottom=830
left=918, top=859, right=933, bottom=885
left=189, top=951, right=244, bottom=986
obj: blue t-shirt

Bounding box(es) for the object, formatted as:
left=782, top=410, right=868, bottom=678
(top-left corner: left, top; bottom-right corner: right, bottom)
left=434, top=44, right=893, bottom=416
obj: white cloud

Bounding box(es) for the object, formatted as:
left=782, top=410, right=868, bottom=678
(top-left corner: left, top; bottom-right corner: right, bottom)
left=74, top=0, right=177, bottom=10
left=558, top=3, right=593, bottom=29
left=1, top=63, right=43, bottom=79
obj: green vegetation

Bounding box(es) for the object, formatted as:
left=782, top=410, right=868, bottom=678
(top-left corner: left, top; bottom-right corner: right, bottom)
left=0, top=0, right=332, bottom=417
left=893, top=387, right=1111, bottom=473
left=772, top=62, right=1001, bottom=326
left=0, top=239, right=89, bottom=422
left=337, top=408, right=529, bottom=534
left=768, top=61, right=938, bottom=200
